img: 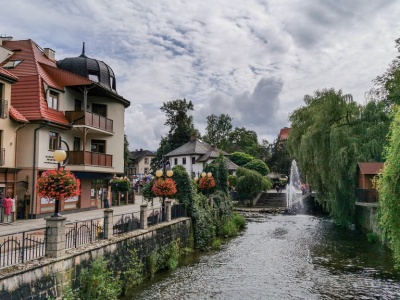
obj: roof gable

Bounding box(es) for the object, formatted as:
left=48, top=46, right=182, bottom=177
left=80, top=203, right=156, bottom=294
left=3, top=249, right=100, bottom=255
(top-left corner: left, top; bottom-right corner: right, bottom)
left=357, top=162, right=384, bottom=175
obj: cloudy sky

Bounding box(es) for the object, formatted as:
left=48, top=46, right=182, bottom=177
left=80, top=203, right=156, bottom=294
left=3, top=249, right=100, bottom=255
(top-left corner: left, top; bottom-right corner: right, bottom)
left=3, top=0, right=400, bottom=150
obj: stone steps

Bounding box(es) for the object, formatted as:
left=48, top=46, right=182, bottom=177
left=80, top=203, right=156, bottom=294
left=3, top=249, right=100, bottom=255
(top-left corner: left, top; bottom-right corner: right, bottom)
left=255, top=192, right=287, bottom=207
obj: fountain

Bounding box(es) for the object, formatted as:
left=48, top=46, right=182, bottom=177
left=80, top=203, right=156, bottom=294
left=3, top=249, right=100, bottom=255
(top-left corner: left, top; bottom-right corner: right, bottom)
left=284, top=160, right=302, bottom=214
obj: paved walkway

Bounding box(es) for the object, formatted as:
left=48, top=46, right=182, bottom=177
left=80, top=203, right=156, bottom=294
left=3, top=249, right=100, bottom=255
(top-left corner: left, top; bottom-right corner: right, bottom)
left=0, top=195, right=159, bottom=236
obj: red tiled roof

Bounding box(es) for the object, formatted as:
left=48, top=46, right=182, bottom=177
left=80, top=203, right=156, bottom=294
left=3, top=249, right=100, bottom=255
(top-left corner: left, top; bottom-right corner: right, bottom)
left=1, top=39, right=91, bottom=126
left=357, top=162, right=384, bottom=175
left=0, top=67, right=18, bottom=81
left=279, top=127, right=291, bottom=140
left=9, top=105, right=28, bottom=123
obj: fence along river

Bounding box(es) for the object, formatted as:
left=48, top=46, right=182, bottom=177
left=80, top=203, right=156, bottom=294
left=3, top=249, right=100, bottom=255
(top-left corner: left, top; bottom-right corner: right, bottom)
left=125, top=214, right=400, bottom=300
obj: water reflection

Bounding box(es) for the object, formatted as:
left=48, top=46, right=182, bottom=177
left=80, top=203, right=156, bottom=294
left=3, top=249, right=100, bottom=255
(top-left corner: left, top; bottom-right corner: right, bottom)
left=124, top=215, right=400, bottom=300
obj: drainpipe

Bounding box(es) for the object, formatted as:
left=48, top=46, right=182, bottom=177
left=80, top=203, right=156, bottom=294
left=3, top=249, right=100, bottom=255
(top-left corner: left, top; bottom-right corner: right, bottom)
left=30, top=123, right=49, bottom=219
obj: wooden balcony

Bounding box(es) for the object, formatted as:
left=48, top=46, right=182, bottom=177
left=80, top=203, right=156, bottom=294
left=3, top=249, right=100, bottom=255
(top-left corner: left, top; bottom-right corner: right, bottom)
left=355, top=188, right=378, bottom=203
left=65, top=111, right=113, bottom=133
left=69, top=151, right=113, bottom=167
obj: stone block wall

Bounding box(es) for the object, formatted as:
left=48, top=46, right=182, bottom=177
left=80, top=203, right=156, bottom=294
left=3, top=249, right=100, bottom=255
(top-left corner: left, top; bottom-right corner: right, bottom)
left=0, top=218, right=192, bottom=300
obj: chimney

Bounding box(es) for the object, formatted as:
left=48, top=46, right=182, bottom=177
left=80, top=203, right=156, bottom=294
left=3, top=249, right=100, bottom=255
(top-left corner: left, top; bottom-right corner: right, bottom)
left=43, top=48, right=55, bottom=61
left=190, top=134, right=197, bottom=141
left=211, top=145, right=216, bottom=151
left=0, top=36, right=13, bottom=46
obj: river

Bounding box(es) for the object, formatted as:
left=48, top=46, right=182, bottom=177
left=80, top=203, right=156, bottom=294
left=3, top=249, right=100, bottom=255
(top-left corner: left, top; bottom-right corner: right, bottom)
left=125, top=214, right=400, bottom=300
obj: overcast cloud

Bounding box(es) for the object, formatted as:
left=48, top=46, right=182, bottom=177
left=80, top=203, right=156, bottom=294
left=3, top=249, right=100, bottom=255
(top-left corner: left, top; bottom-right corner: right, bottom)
left=2, top=0, right=400, bottom=150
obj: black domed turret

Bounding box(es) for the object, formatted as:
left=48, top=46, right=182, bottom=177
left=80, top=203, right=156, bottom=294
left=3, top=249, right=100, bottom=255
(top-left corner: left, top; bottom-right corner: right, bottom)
left=56, top=42, right=117, bottom=91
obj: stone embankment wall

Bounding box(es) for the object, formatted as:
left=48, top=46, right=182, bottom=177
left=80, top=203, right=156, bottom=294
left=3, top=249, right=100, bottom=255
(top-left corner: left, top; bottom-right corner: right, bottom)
left=355, top=204, right=381, bottom=234
left=0, top=217, right=191, bottom=299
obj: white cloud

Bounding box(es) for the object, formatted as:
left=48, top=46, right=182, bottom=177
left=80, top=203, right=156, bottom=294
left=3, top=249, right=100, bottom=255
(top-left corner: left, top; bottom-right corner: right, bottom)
left=3, top=0, right=400, bottom=149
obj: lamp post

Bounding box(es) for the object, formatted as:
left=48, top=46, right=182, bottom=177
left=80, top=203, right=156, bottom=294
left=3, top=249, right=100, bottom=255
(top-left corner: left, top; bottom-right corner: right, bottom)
left=52, top=139, right=70, bottom=217
left=156, top=156, right=173, bottom=208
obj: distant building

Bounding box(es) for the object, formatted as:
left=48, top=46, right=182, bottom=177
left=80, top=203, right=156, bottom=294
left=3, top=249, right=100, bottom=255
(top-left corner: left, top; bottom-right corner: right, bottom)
left=165, top=136, right=238, bottom=178
left=278, top=127, right=291, bottom=141
left=126, top=149, right=155, bottom=179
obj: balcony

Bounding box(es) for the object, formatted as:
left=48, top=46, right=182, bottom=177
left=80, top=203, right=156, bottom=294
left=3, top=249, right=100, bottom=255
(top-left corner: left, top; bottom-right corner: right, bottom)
left=0, top=148, right=4, bottom=166
left=69, top=151, right=112, bottom=167
left=65, top=111, right=113, bottom=133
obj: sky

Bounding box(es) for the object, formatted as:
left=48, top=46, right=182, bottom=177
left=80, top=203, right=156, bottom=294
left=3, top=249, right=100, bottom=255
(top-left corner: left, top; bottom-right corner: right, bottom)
left=2, top=0, right=400, bottom=151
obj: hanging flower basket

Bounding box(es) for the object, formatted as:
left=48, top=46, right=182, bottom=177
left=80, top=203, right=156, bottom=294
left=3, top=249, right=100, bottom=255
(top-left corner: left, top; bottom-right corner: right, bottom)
left=36, top=168, right=81, bottom=200
left=151, top=178, right=177, bottom=197
left=198, top=176, right=216, bottom=190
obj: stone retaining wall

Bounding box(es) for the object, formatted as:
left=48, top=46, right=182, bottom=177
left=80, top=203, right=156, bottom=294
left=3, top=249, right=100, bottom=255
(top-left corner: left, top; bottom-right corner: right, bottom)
left=0, top=217, right=192, bottom=300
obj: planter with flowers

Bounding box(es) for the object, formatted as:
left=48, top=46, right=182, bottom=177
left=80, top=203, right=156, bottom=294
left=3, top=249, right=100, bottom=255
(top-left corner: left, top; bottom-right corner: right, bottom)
left=111, top=176, right=131, bottom=205
left=36, top=168, right=81, bottom=211
left=198, top=175, right=216, bottom=196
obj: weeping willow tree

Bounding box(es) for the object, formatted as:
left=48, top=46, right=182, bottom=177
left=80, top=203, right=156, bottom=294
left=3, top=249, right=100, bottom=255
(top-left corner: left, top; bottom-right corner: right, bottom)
left=377, top=105, right=400, bottom=268
left=287, top=88, right=389, bottom=224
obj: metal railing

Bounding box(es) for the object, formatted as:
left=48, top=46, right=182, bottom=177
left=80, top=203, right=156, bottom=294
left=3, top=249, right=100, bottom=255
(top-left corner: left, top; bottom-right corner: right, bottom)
left=147, top=207, right=165, bottom=226
left=65, top=219, right=104, bottom=249
left=171, top=204, right=186, bottom=219
left=65, top=110, right=113, bottom=132
left=113, top=211, right=141, bottom=235
left=0, top=227, right=47, bottom=269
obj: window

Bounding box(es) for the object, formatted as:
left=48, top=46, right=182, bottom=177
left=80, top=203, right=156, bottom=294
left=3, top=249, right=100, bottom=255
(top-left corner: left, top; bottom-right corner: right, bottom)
left=182, top=157, right=186, bottom=165
left=75, top=99, right=82, bottom=111
left=3, top=60, right=22, bottom=69
left=48, top=90, right=59, bottom=110
left=0, top=99, right=8, bottom=119
left=192, top=157, right=196, bottom=165
left=92, top=103, right=107, bottom=117
left=88, top=71, right=99, bottom=82
left=144, top=168, right=149, bottom=174
left=73, top=137, right=81, bottom=151
left=144, top=158, right=149, bottom=164
left=49, top=132, right=59, bottom=150
left=91, top=140, right=106, bottom=153
left=174, top=158, right=178, bottom=165
left=110, top=75, right=116, bottom=91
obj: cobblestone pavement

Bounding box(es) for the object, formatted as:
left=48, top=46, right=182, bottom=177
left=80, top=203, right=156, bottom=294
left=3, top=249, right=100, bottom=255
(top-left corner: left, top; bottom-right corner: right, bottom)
left=0, top=195, right=163, bottom=236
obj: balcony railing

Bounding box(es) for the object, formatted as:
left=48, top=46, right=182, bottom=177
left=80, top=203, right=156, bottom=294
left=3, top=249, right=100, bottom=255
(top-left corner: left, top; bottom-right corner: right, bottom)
left=0, top=148, right=4, bottom=166
left=65, top=111, right=113, bottom=133
left=69, top=151, right=112, bottom=167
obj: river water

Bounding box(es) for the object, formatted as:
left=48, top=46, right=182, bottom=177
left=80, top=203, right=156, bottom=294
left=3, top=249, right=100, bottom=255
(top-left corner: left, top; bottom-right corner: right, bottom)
left=125, top=214, right=400, bottom=300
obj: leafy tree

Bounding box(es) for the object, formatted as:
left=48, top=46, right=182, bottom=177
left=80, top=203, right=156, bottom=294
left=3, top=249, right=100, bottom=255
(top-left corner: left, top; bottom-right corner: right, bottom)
left=235, top=167, right=271, bottom=204
left=230, top=152, right=254, bottom=166
left=208, top=152, right=229, bottom=193
left=287, top=88, right=388, bottom=223
left=226, top=127, right=263, bottom=158
left=267, top=137, right=292, bottom=175
left=203, top=114, right=233, bottom=150
left=124, top=134, right=130, bottom=170
left=243, top=159, right=270, bottom=176
left=171, top=165, right=196, bottom=214
left=152, top=99, right=199, bottom=171
left=377, top=105, right=400, bottom=268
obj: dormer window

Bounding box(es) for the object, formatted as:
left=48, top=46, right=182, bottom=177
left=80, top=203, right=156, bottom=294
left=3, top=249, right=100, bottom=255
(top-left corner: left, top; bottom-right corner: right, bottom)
left=88, top=71, right=99, bottom=82
left=3, top=60, right=22, bottom=69
left=110, top=75, right=116, bottom=91
left=48, top=90, right=59, bottom=110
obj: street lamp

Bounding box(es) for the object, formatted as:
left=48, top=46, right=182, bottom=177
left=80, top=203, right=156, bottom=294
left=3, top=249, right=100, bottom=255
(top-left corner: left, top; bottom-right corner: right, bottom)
left=52, top=139, right=70, bottom=217
left=156, top=157, right=173, bottom=208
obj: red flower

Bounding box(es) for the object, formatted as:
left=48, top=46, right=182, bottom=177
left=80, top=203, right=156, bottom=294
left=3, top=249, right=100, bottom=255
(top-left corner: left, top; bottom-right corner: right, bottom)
left=198, top=176, right=216, bottom=190
left=151, top=178, right=177, bottom=197
left=36, top=168, right=81, bottom=200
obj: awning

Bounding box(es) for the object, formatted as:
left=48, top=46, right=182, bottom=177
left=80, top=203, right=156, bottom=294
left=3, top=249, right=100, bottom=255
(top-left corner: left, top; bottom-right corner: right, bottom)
left=72, top=172, right=114, bottom=180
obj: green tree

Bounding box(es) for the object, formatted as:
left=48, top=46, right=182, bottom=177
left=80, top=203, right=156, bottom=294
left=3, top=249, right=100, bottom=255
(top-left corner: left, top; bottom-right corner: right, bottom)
left=226, top=127, right=263, bottom=158
left=243, top=159, right=270, bottom=176
left=124, top=134, right=131, bottom=170
left=230, top=151, right=254, bottom=166
left=377, top=105, right=400, bottom=268
left=287, top=88, right=388, bottom=223
left=267, top=137, right=292, bottom=175
left=203, top=114, right=233, bottom=150
left=235, top=167, right=271, bottom=204
left=152, top=99, right=199, bottom=171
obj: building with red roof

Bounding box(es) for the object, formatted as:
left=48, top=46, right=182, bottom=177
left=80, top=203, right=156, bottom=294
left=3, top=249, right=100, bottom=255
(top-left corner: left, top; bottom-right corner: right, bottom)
left=0, top=36, right=130, bottom=219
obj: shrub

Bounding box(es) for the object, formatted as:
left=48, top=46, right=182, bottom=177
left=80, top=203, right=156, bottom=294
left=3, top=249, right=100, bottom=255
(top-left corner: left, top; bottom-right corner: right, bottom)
left=232, top=212, right=246, bottom=230
left=211, top=238, right=222, bottom=250
left=123, top=249, right=144, bottom=291
left=70, top=256, right=122, bottom=300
